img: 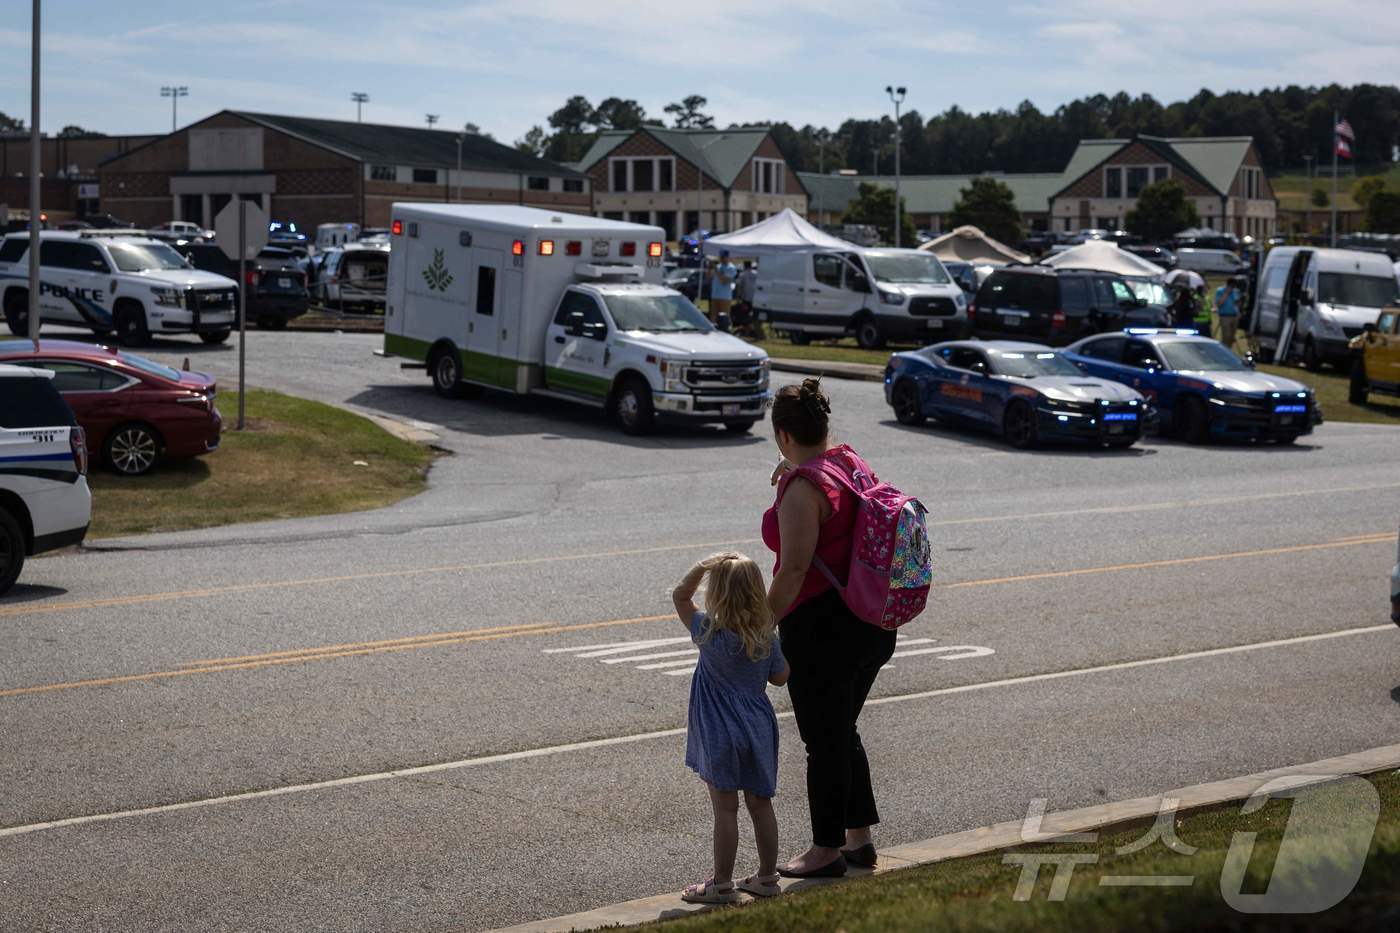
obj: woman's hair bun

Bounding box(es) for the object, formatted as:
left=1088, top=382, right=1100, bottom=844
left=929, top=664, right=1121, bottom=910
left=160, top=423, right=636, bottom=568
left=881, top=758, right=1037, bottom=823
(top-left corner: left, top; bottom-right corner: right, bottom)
left=798, top=378, right=831, bottom=416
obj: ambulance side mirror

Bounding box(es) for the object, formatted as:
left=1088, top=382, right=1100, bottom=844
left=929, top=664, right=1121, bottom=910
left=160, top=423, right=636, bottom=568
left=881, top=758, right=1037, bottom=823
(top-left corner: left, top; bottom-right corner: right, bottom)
left=565, top=311, right=587, bottom=337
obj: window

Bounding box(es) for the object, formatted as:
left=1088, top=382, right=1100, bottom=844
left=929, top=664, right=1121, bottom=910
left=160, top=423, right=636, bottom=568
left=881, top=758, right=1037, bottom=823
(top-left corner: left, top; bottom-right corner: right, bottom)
left=1376, top=311, right=1397, bottom=335
left=1079, top=336, right=1125, bottom=361
left=412, top=168, right=438, bottom=185
left=554, top=290, right=605, bottom=328
left=527, top=176, right=550, bottom=191
left=1316, top=273, right=1399, bottom=309
left=1123, top=339, right=1162, bottom=370
left=563, top=178, right=584, bottom=193
left=1126, top=167, right=1150, bottom=198
left=1060, top=277, right=1092, bottom=311
left=475, top=265, right=496, bottom=316
left=632, top=160, right=654, bottom=192
left=658, top=160, right=673, bottom=191
left=1105, top=167, right=1122, bottom=198
left=612, top=161, right=628, bottom=192
left=607, top=157, right=675, bottom=193
left=813, top=254, right=844, bottom=288
left=1023, top=275, right=1057, bottom=312
left=1153, top=166, right=1169, bottom=183
left=946, top=348, right=987, bottom=372
left=0, top=238, right=29, bottom=263
left=73, top=244, right=110, bottom=273
left=23, top=360, right=116, bottom=393
left=1263, top=265, right=1289, bottom=301
left=39, top=241, right=110, bottom=272
left=0, top=377, right=74, bottom=427
left=370, top=165, right=395, bottom=181
left=752, top=158, right=785, bottom=194
left=979, top=271, right=1021, bottom=309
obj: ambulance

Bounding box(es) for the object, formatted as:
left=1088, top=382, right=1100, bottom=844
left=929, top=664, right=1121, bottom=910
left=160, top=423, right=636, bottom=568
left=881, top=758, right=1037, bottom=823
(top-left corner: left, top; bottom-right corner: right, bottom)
left=382, top=204, right=771, bottom=434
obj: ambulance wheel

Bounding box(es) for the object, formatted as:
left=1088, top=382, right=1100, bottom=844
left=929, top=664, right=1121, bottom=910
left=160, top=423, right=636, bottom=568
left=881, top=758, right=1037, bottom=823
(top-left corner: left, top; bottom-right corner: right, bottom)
left=1349, top=359, right=1369, bottom=405
left=892, top=379, right=925, bottom=426
left=613, top=377, right=655, bottom=435
left=1002, top=400, right=1038, bottom=449
left=199, top=329, right=230, bottom=345
left=4, top=289, right=29, bottom=336
left=115, top=303, right=150, bottom=347
left=0, top=507, right=24, bottom=597
left=430, top=345, right=466, bottom=399
left=725, top=420, right=756, bottom=434
left=788, top=331, right=811, bottom=346
left=855, top=316, right=886, bottom=350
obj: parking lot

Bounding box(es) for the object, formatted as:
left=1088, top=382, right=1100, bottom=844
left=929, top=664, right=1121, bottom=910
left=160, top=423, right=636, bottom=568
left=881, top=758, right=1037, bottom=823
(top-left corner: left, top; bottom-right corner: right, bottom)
left=0, top=327, right=1394, bottom=929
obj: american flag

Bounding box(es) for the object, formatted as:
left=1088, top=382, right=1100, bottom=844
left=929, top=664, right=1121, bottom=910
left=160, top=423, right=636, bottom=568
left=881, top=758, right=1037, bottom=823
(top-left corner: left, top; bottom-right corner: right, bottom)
left=1335, top=118, right=1354, bottom=159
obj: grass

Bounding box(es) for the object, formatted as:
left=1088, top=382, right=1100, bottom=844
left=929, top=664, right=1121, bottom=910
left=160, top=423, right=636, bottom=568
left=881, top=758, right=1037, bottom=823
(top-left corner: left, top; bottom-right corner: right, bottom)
left=1269, top=165, right=1400, bottom=213
left=648, top=769, right=1400, bottom=933
left=747, top=333, right=1400, bottom=426
left=86, top=388, right=434, bottom=538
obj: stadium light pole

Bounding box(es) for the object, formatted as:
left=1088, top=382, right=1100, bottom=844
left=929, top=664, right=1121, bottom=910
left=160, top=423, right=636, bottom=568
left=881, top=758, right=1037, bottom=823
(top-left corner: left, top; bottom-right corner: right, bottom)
left=28, top=0, right=41, bottom=348
left=160, top=86, right=188, bottom=132
left=352, top=92, right=369, bottom=122
left=425, top=114, right=438, bottom=128
left=885, top=85, right=906, bottom=248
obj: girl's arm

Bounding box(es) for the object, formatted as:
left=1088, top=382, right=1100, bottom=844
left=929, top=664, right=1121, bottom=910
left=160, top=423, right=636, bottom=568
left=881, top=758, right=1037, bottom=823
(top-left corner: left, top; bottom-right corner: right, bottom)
left=671, top=562, right=707, bottom=628
left=766, top=478, right=823, bottom=620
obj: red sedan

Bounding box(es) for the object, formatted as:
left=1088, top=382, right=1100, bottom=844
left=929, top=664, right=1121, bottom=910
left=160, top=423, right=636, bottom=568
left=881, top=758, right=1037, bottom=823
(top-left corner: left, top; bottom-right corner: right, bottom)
left=0, top=339, right=220, bottom=475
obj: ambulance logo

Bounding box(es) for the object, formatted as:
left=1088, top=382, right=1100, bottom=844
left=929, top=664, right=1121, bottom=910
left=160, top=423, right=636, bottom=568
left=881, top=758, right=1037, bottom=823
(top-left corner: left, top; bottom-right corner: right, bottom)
left=421, top=249, right=454, bottom=292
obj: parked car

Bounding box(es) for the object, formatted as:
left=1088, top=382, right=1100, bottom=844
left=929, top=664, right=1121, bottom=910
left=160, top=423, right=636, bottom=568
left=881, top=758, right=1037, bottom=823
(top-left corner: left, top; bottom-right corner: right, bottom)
left=1019, top=232, right=1058, bottom=255
left=80, top=213, right=134, bottom=230
left=175, top=243, right=310, bottom=329
left=147, top=221, right=214, bottom=244
left=663, top=267, right=712, bottom=303
left=1348, top=305, right=1400, bottom=405
left=970, top=266, right=1168, bottom=345
left=0, top=339, right=220, bottom=475
left=1174, top=247, right=1246, bottom=275
left=1064, top=328, right=1319, bottom=444
left=942, top=260, right=979, bottom=294
left=56, top=220, right=94, bottom=231
left=316, top=243, right=389, bottom=313
left=0, top=363, right=91, bottom=595
left=1122, top=244, right=1177, bottom=270
left=883, top=340, right=1148, bottom=449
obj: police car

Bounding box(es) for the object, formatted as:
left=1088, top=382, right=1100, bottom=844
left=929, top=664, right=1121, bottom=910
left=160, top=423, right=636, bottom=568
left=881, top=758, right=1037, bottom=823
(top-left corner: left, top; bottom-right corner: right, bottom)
left=0, top=364, right=91, bottom=596
left=0, top=231, right=239, bottom=346
left=1064, top=328, right=1320, bottom=444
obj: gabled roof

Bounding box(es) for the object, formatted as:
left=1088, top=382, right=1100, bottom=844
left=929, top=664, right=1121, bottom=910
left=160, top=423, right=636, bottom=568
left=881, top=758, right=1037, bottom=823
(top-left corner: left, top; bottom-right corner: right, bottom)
left=101, top=110, right=583, bottom=178
left=1051, top=135, right=1257, bottom=199
left=577, top=126, right=773, bottom=188
left=799, top=172, right=1064, bottom=216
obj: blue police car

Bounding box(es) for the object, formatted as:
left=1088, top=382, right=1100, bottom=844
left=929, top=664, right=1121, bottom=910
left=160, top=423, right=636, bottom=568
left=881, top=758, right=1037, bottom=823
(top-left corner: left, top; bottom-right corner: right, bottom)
left=1064, top=328, right=1320, bottom=444
left=884, top=340, right=1148, bottom=449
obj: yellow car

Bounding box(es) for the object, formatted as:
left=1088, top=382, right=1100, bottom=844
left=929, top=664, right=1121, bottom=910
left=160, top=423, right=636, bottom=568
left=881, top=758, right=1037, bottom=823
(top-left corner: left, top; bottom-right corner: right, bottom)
left=1349, top=305, right=1400, bottom=405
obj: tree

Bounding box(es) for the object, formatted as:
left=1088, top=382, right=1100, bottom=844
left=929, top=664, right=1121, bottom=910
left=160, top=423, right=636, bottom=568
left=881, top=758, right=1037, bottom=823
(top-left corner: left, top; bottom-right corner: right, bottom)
left=1364, top=190, right=1400, bottom=233
left=842, top=183, right=915, bottom=247
left=949, top=177, right=1025, bottom=245
left=463, top=122, right=493, bottom=141
left=59, top=125, right=100, bottom=137
left=515, top=126, right=547, bottom=158
left=547, top=96, right=595, bottom=135
left=593, top=97, right=648, bottom=131
left=1311, top=187, right=1330, bottom=208
left=664, top=95, right=714, bottom=129
left=0, top=111, right=21, bottom=132
left=1124, top=179, right=1200, bottom=242
left=1352, top=175, right=1387, bottom=210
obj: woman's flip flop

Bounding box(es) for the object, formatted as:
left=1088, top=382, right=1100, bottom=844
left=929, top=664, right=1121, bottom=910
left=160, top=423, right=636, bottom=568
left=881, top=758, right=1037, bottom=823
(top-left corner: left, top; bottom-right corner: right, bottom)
left=738, top=872, right=782, bottom=897
left=681, top=879, right=738, bottom=904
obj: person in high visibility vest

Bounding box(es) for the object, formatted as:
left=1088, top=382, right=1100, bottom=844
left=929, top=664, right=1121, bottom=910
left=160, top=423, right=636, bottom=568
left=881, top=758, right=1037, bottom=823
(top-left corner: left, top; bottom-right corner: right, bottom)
left=1192, top=285, right=1212, bottom=335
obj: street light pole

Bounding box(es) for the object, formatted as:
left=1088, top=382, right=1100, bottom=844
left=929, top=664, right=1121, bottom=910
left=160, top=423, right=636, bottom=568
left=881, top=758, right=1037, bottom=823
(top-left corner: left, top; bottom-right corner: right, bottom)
left=456, top=132, right=465, bottom=203
left=885, top=85, right=906, bottom=248
left=351, top=92, right=368, bottom=122
left=426, top=114, right=439, bottom=128
left=27, top=0, right=40, bottom=349
left=160, top=86, right=188, bottom=132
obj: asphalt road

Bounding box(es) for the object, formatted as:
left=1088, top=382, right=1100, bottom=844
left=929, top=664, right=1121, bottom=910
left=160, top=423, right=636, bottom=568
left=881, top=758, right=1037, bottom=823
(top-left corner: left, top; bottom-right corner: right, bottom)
left=2, top=327, right=1398, bottom=931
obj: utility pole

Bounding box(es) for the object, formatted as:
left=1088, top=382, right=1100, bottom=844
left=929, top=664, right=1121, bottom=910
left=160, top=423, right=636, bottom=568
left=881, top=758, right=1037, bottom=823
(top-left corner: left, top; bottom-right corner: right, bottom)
left=351, top=92, right=369, bottom=122
left=1303, top=153, right=1313, bottom=179
left=1330, top=110, right=1338, bottom=247
left=160, top=86, right=188, bottom=132
left=455, top=132, right=465, bottom=203
left=27, top=0, right=41, bottom=349
left=885, top=85, right=907, bottom=248
left=815, top=128, right=830, bottom=228
left=425, top=114, right=438, bottom=128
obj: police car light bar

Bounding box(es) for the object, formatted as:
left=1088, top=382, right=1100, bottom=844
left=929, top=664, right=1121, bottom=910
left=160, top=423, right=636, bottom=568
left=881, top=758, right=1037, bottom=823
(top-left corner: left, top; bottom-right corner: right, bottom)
left=1123, top=327, right=1199, bottom=336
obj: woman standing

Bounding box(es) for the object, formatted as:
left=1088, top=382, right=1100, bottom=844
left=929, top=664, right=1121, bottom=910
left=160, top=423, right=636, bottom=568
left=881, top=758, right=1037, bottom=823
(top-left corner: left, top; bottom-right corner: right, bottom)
left=763, top=378, right=897, bottom=878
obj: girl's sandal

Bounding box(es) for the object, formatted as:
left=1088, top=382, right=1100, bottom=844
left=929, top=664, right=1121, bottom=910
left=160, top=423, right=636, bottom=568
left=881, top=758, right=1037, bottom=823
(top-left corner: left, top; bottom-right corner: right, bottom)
left=681, top=879, right=738, bottom=904
left=738, top=872, right=782, bottom=897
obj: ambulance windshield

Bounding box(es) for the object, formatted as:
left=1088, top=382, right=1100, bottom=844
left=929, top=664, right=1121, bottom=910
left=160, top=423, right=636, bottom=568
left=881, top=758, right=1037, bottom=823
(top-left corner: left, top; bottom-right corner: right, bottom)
left=603, top=293, right=714, bottom=333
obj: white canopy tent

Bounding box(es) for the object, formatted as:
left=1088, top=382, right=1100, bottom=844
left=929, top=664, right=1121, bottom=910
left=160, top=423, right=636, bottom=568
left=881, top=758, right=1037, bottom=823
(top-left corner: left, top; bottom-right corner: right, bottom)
left=917, top=225, right=1029, bottom=265
left=1042, top=240, right=1165, bottom=277
left=701, top=208, right=857, bottom=256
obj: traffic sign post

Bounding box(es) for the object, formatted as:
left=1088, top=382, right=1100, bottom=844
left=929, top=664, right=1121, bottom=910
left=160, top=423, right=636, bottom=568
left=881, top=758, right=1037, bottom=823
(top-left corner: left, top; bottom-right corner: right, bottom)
left=214, top=199, right=269, bottom=431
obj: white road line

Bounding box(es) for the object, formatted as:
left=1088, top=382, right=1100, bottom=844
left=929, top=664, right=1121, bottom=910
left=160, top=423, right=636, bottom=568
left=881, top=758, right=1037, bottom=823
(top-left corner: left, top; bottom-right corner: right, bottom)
left=639, top=659, right=701, bottom=671
left=575, top=639, right=694, bottom=659
left=890, top=638, right=936, bottom=648
left=2, top=623, right=1390, bottom=841
left=662, top=668, right=694, bottom=677
left=890, top=645, right=995, bottom=661
left=612, top=650, right=698, bottom=666
left=542, top=636, right=690, bottom=655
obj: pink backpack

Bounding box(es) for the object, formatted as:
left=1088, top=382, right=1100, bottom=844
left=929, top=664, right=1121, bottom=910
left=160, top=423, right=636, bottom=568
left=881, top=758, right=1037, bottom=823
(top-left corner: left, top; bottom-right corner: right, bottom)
left=798, top=453, right=932, bottom=630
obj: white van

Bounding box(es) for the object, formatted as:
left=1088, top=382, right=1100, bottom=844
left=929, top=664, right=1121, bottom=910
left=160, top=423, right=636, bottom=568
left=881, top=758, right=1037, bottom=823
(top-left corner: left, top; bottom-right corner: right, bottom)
left=316, top=223, right=361, bottom=251
left=1249, top=246, right=1400, bottom=368
left=755, top=248, right=969, bottom=349
left=382, top=204, right=770, bottom=434
left=0, top=231, right=239, bottom=345
left=1174, top=248, right=1245, bottom=275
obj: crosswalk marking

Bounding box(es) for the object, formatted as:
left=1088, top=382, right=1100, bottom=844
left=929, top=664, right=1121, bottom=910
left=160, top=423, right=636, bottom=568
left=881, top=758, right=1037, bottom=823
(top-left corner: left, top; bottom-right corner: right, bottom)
left=639, top=658, right=704, bottom=671
left=541, top=635, right=690, bottom=655
left=604, top=648, right=698, bottom=665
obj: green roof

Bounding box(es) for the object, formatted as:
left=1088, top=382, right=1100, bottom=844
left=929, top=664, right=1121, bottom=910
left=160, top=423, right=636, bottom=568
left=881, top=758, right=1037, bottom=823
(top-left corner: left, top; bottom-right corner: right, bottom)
left=799, top=172, right=1063, bottom=216
left=578, top=127, right=772, bottom=188
left=1057, top=139, right=1129, bottom=191
left=1161, top=137, right=1254, bottom=195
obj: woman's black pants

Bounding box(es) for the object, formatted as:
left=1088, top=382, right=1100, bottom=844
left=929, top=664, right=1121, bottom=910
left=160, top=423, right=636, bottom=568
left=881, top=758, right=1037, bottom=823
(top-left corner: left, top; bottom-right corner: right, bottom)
left=779, top=589, right=897, bottom=848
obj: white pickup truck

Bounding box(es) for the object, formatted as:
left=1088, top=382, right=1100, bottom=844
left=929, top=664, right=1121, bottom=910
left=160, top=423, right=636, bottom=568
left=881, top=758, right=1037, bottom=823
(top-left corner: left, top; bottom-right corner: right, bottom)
left=381, top=204, right=771, bottom=434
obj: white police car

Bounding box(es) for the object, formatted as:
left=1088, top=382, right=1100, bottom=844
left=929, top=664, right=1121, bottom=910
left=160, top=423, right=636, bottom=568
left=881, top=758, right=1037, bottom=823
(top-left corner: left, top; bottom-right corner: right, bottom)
left=0, top=231, right=239, bottom=346
left=0, top=363, right=91, bottom=595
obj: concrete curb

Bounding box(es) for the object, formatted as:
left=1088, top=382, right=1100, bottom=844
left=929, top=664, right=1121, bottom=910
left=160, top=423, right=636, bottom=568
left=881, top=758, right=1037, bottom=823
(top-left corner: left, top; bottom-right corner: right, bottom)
left=769, top=358, right=884, bottom=382
left=489, top=742, right=1400, bottom=932
left=284, top=317, right=383, bottom=334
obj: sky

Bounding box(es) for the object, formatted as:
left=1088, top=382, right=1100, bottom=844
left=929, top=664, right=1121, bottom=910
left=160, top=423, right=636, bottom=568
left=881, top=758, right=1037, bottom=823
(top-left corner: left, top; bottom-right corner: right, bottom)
left=1, top=0, right=1398, bottom=144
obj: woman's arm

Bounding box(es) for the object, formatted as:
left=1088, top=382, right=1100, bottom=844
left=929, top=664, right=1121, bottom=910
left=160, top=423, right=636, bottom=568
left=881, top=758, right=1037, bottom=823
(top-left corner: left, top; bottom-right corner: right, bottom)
left=766, top=477, right=823, bottom=620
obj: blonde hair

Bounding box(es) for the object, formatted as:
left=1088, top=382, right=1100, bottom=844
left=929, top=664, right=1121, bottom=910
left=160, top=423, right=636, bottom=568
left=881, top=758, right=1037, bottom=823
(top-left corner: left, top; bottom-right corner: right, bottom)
left=700, top=553, right=774, bottom=661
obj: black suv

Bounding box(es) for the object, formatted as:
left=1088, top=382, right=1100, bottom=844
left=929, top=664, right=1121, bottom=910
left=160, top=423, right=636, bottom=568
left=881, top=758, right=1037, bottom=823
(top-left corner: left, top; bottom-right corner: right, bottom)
left=970, top=266, right=1169, bottom=344
left=176, top=244, right=309, bottom=329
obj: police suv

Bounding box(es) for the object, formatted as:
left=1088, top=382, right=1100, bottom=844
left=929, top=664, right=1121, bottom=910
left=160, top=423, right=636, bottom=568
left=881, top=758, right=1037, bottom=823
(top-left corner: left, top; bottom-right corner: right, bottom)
left=0, top=231, right=239, bottom=346
left=0, top=364, right=91, bottom=596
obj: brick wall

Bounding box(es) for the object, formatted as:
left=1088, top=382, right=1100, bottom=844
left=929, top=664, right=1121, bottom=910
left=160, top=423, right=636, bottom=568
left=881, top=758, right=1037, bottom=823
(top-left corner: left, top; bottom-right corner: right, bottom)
left=590, top=132, right=719, bottom=192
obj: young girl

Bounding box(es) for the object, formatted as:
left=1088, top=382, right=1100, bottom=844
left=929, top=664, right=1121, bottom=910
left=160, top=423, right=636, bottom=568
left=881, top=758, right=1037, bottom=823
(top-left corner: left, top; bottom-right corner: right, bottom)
left=672, top=552, right=790, bottom=904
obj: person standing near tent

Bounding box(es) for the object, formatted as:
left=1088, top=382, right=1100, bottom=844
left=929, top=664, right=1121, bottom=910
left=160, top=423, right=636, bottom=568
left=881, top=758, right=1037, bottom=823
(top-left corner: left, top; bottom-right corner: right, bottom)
left=1214, top=276, right=1244, bottom=349
left=711, top=249, right=738, bottom=324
